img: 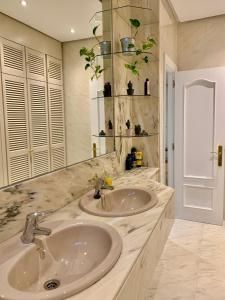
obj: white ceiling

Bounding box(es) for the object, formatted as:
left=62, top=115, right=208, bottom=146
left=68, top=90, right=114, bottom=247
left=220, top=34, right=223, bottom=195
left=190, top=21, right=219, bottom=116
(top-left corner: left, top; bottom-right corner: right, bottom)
left=0, top=0, right=102, bottom=42
left=170, top=0, right=225, bottom=22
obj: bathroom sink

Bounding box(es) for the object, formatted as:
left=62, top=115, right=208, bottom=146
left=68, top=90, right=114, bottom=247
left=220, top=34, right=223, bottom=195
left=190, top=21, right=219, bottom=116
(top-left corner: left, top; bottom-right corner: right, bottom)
left=0, top=220, right=122, bottom=300
left=80, top=187, right=158, bottom=217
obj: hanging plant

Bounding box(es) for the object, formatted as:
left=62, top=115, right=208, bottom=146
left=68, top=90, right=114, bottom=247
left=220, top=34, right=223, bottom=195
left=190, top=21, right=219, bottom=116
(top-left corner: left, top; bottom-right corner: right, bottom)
left=80, top=25, right=105, bottom=81
left=121, top=19, right=157, bottom=76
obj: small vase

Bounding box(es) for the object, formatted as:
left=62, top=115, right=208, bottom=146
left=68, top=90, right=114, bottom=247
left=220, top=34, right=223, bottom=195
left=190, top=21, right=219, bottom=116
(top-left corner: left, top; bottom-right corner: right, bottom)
left=100, top=41, right=111, bottom=56
left=120, top=37, right=135, bottom=53
left=126, top=129, right=131, bottom=136
left=127, top=89, right=134, bottom=96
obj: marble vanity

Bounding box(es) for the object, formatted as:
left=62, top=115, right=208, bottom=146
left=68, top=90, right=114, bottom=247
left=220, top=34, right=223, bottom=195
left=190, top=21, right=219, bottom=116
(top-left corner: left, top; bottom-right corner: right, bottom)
left=0, top=162, right=174, bottom=300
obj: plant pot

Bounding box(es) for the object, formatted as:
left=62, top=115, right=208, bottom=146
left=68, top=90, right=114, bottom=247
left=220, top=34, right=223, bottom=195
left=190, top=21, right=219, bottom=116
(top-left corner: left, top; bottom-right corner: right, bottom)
left=120, top=37, right=135, bottom=53
left=100, top=41, right=111, bottom=56
left=126, top=129, right=131, bottom=136
left=127, top=89, right=134, bottom=96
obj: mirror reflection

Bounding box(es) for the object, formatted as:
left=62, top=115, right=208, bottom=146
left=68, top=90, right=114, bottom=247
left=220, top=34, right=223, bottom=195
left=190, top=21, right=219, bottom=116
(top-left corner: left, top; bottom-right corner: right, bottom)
left=0, top=0, right=114, bottom=189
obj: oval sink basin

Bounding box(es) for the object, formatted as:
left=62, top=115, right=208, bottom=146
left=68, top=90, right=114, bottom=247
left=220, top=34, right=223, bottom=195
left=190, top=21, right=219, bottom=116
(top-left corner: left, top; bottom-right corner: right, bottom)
left=80, top=187, right=158, bottom=217
left=0, top=220, right=122, bottom=300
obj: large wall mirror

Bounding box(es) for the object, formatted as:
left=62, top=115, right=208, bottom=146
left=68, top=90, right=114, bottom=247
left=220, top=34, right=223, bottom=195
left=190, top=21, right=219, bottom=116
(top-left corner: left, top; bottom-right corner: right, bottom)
left=0, top=0, right=115, bottom=189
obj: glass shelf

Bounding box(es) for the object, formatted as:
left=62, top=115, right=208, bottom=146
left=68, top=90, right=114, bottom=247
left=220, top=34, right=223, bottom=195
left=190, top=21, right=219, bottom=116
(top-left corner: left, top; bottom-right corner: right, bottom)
left=91, top=94, right=158, bottom=100
left=90, top=5, right=158, bottom=27
left=93, top=133, right=158, bottom=138
left=96, top=51, right=158, bottom=62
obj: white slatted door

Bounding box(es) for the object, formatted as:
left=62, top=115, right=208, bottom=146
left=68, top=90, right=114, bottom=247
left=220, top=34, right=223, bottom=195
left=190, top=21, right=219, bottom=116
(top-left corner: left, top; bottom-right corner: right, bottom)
left=0, top=71, right=8, bottom=186
left=48, top=84, right=65, bottom=170
left=0, top=38, right=26, bottom=77
left=28, top=79, right=50, bottom=177
left=2, top=74, right=31, bottom=184
left=47, top=56, right=63, bottom=85
left=26, top=48, right=46, bottom=82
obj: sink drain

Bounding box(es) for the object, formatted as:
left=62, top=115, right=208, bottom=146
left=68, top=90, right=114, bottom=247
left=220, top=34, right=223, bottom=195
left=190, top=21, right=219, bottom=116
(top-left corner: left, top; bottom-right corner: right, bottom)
left=44, top=279, right=60, bottom=290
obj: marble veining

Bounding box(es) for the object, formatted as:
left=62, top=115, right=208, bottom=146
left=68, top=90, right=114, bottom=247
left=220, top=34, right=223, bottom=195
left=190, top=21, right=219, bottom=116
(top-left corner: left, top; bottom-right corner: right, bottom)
left=149, top=219, right=225, bottom=300
left=0, top=167, right=174, bottom=300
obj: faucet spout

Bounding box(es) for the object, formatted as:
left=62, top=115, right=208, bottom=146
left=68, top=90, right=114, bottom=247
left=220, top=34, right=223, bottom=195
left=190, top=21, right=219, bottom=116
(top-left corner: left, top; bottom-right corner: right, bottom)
left=94, top=178, right=114, bottom=199
left=21, top=211, right=52, bottom=244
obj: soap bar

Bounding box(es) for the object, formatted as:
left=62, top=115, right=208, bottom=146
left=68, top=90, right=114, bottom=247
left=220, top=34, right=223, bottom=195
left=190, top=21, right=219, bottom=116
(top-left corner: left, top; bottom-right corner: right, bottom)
left=104, top=177, right=113, bottom=186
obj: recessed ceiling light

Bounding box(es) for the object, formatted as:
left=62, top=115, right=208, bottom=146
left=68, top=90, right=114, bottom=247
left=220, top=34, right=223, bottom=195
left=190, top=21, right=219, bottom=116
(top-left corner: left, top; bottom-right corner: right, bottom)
left=70, top=28, right=75, bottom=34
left=20, top=0, right=28, bottom=7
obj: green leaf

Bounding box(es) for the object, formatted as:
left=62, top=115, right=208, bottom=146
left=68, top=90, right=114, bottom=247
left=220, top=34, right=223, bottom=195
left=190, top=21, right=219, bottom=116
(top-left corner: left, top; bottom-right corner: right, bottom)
left=93, top=25, right=99, bottom=36
left=128, top=43, right=135, bottom=49
left=148, top=38, right=156, bottom=45
left=143, top=56, right=149, bottom=63
left=130, top=19, right=141, bottom=28
left=80, top=47, right=88, bottom=56
left=85, top=63, right=90, bottom=70
left=132, top=69, right=139, bottom=76
left=136, top=49, right=142, bottom=55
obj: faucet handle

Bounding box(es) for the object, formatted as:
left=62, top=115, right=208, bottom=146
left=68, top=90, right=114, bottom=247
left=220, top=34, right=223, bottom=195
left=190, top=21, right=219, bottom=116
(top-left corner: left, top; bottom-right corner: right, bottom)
left=26, top=210, right=53, bottom=222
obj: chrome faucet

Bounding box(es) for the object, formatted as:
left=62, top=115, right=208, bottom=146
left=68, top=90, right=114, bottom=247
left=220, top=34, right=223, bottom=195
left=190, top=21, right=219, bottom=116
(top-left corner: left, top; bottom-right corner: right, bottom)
left=94, top=178, right=114, bottom=199
left=21, top=211, right=52, bottom=244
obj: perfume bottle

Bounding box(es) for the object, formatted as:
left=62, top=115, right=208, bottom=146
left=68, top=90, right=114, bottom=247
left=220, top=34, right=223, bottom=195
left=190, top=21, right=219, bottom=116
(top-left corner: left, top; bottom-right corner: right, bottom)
left=144, top=78, right=150, bottom=96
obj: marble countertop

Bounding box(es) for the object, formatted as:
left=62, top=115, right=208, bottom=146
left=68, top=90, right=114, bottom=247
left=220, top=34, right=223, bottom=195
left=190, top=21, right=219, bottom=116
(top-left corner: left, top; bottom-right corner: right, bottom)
left=0, top=168, right=174, bottom=300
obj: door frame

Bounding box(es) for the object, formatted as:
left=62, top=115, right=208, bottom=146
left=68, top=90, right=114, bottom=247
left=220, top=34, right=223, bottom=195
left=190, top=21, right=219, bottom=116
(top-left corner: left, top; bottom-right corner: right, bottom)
left=160, top=53, right=177, bottom=185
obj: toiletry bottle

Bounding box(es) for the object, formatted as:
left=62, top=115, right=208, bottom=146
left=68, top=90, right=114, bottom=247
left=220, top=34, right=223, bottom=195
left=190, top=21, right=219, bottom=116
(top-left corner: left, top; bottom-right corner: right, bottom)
left=126, top=154, right=133, bottom=170
left=144, top=78, right=150, bottom=96
left=136, top=151, right=143, bottom=167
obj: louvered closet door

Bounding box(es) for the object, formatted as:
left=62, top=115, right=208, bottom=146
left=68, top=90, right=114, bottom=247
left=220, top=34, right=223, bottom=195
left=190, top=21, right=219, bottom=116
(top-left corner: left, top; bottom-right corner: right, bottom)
left=26, top=48, right=46, bottom=82
left=0, top=38, right=26, bottom=77
left=47, top=56, right=63, bottom=85
left=2, top=74, right=31, bottom=184
left=0, top=72, right=8, bottom=186
left=28, top=79, right=50, bottom=177
left=48, top=83, right=65, bottom=170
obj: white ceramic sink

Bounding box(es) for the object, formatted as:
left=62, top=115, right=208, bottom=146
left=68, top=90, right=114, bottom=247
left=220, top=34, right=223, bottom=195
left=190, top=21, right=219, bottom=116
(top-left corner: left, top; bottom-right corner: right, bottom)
left=80, top=187, right=158, bottom=217
left=0, top=220, right=122, bottom=300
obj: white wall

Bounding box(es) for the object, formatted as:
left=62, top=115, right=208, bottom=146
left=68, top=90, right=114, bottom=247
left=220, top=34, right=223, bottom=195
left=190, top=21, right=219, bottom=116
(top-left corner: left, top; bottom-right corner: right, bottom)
left=63, top=38, right=93, bottom=165
left=178, top=14, right=225, bottom=71
left=0, top=12, right=62, bottom=59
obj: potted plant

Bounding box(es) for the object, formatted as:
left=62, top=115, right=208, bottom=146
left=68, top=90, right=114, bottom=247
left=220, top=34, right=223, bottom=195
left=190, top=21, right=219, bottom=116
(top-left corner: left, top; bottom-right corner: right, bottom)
left=80, top=25, right=111, bottom=80
left=126, top=119, right=131, bottom=136
left=107, top=119, right=113, bottom=136
left=120, top=19, right=140, bottom=53
left=120, top=18, right=156, bottom=76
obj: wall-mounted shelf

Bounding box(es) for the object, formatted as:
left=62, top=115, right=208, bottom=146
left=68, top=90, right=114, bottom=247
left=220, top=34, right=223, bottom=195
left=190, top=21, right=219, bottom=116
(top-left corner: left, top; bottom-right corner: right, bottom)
left=91, top=95, right=159, bottom=100
left=90, top=5, right=158, bottom=27
left=96, top=51, right=158, bottom=63
left=93, top=133, right=158, bottom=138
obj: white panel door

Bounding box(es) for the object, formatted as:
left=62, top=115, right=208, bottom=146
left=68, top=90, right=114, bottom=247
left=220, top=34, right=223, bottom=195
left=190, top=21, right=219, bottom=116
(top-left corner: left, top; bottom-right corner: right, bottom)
left=27, top=79, right=50, bottom=177
left=47, top=56, right=63, bottom=85
left=48, top=83, right=65, bottom=170
left=175, top=67, right=225, bottom=225
left=0, top=38, right=26, bottom=78
left=2, top=74, right=31, bottom=184
left=26, top=48, right=46, bottom=82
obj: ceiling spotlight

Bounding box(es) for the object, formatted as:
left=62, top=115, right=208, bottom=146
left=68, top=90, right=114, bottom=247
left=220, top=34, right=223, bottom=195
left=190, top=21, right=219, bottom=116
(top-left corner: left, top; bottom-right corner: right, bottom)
left=70, top=28, right=75, bottom=34
left=20, top=0, right=28, bottom=7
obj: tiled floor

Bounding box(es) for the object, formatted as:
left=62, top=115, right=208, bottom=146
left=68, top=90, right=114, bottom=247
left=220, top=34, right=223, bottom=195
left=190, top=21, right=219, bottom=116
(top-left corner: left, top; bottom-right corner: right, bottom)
left=150, top=219, right=225, bottom=300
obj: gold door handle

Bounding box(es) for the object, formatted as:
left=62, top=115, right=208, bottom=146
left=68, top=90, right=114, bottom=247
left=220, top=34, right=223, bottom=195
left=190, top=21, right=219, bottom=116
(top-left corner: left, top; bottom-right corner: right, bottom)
left=218, top=145, right=223, bottom=167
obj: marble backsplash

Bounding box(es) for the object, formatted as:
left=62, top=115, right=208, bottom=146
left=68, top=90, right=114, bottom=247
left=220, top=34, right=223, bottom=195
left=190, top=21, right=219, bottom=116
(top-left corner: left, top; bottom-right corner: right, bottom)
left=0, top=152, right=121, bottom=243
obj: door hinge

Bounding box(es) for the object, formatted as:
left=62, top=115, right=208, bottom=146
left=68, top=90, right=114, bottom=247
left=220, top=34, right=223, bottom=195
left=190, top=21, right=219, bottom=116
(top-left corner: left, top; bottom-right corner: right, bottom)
left=172, top=143, right=175, bottom=151
left=173, top=80, right=175, bottom=88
